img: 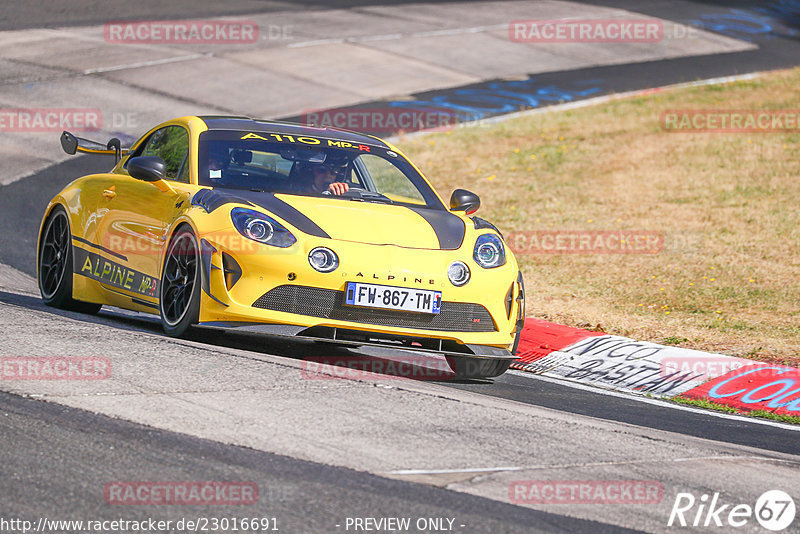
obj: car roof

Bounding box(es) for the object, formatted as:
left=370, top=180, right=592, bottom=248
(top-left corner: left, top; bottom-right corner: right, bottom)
left=198, top=116, right=389, bottom=149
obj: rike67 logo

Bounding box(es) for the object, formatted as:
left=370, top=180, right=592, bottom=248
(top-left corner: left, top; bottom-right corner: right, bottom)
left=668, top=490, right=796, bottom=531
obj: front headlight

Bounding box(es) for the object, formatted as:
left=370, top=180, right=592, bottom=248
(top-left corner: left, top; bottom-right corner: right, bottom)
left=448, top=261, right=470, bottom=286
left=231, top=208, right=296, bottom=248
left=473, top=233, right=506, bottom=268
left=308, top=247, right=339, bottom=273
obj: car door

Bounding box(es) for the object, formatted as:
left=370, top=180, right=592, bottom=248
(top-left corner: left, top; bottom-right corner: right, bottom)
left=93, top=125, right=191, bottom=301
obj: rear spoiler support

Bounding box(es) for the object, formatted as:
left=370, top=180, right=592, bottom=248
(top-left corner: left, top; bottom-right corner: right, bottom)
left=60, top=131, right=129, bottom=164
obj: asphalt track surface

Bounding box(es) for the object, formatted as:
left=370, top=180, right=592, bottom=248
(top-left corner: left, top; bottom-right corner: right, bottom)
left=0, top=0, right=482, bottom=31
left=2, top=390, right=635, bottom=534
left=3, top=287, right=799, bottom=457
left=3, top=1, right=800, bottom=532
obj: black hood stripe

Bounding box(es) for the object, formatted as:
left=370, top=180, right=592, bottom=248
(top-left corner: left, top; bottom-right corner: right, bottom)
left=192, top=189, right=253, bottom=213
left=406, top=206, right=465, bottom=250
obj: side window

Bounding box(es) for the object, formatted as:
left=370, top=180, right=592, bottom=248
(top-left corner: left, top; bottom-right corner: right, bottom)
left=357, top=154, right=424, bottom=203
left=139, top=126, right=190, bottom=182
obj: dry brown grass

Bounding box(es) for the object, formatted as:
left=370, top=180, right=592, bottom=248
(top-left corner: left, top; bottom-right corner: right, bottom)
left=395, top=68, right=800, bottom=366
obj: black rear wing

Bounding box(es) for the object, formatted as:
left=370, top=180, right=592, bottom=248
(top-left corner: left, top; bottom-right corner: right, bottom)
left=60, top=131, right=130, bottom=163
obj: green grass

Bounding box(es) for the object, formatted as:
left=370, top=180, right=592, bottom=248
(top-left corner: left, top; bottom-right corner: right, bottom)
left=661, top=336, right=689, bottom=345
left=395, top=66, right=800, bottom=367
left=673, top=396, right=800, bottom=425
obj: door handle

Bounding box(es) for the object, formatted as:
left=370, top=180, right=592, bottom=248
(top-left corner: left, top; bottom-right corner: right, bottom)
left=102, top=187, right=116, bottom=199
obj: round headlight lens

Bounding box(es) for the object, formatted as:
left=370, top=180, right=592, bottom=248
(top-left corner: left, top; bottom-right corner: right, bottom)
left=448, top=261, right=470, bottom=286
left=477, top=241, right=500, bottom=265
left=473, top=233, right=506, bottom=269
left=230, top=208, right=296, bottom=248
left=308, top=247, right=339, bottom=273
left=245, top=219, right=273, bottom=242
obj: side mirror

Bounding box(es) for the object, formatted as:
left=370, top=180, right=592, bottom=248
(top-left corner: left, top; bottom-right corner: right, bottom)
left=450, top=188, right=480, bottom=215
left=128, top=156, right=166, bottom=182
left=60, top=131, right=78, bottom=155
left=107, top=137, right=122, bottom=163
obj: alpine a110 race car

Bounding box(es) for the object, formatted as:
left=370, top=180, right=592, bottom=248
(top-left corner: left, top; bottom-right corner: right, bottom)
left=38, top=116, right=524, bottom=378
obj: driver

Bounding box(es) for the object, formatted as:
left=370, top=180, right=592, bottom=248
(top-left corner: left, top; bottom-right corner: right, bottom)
left=304, top=161, right=350, bottom=196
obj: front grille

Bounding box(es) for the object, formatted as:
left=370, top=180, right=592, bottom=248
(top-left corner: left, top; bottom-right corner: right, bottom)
left=252, top=285, right=496, bottom=332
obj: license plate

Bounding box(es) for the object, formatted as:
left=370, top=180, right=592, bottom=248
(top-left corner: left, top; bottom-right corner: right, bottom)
left=345, top=282, right=441, bottom=314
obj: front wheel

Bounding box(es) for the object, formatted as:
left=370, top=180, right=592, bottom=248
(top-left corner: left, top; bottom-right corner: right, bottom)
left=159, top=227, right=201, bottom=337
left=38, top=207, right=102, bottom=314
left=445, top=356, right=512, bottom=380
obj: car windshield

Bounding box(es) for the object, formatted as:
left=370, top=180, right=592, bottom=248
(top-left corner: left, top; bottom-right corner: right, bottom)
left=198, top=130, right=443, bottom=209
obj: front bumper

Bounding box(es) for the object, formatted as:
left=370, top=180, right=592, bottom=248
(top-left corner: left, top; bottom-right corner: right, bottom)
left=197, top=236, right=524, bottom=355
left=253, top=284, right=496, bottom=333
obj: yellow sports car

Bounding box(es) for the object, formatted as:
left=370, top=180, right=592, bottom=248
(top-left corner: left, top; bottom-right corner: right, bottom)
left=38, top=116, right=524, bottom=378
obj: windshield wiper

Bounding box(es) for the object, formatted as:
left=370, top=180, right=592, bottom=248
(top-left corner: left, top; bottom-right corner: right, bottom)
left=344, top=189, right=394, bottom=204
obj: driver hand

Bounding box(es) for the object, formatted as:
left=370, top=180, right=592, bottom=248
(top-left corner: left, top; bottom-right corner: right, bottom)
left=327, top=182, right=350, bottom=196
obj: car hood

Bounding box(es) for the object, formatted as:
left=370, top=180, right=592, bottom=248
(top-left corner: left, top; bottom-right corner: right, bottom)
left=207, top=189, right=466, bottom=250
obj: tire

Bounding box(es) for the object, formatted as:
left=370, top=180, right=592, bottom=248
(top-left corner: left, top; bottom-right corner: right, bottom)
left=445, top=356, right=512, bottom=380
left=38, top=207, right=102, bottom=315
left=159, top=226, right=201, bottom=337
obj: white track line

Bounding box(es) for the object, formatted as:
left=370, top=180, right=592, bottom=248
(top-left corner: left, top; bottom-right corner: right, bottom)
left=288, top=24, right=507, bottom=48
left=389, top=467, right=527, bottom=475
left=388, top=455, right=800, bottom=475
left=83, top=53, right=210, bottom=75
left=507, top=370, right=800, bottom=432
